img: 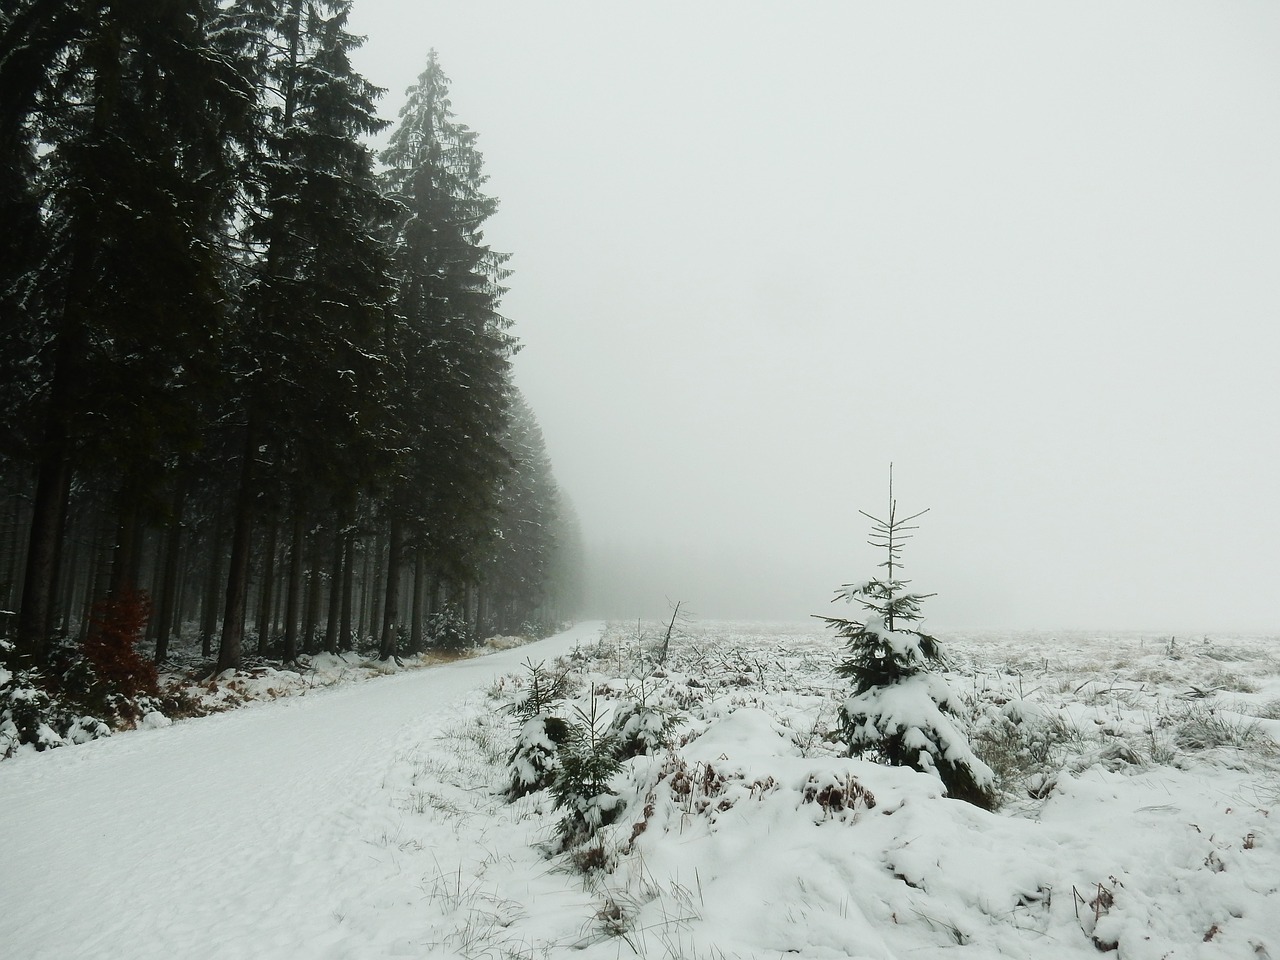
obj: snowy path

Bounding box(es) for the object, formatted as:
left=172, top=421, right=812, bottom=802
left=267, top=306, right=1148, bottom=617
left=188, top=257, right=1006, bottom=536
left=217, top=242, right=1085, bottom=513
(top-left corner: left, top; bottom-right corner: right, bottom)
left=0, top=623, right=604, bottom=960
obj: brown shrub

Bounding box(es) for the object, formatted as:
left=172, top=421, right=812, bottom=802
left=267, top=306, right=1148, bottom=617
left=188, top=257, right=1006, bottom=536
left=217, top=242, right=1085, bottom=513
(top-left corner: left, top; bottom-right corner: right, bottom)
left=84, top=590, right=158, bottom=700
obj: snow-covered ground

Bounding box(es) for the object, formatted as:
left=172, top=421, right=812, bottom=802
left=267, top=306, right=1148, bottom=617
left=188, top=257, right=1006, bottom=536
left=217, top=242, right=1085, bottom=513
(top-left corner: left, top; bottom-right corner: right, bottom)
left=2, top=621, right=1278, bottom=959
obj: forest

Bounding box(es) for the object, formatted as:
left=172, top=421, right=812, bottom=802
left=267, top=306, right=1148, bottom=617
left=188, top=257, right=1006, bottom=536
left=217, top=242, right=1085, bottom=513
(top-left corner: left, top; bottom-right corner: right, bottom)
left=0, top=0, right=581, bottom=681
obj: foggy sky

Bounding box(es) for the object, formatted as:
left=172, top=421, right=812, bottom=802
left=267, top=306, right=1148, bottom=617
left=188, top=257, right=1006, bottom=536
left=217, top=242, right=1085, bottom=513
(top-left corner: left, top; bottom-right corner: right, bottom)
left=349, top=2, right=1280, bottom=632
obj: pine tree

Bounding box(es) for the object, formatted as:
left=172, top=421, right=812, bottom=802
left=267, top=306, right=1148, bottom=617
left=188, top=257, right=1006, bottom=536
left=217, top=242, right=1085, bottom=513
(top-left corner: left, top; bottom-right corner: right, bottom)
left=818, top=467, right=996, bottom=809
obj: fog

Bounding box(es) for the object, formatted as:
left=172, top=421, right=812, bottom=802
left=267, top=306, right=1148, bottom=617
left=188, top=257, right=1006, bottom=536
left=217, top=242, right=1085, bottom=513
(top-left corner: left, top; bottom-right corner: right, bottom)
left=349, top=2, right=1280, bottom=631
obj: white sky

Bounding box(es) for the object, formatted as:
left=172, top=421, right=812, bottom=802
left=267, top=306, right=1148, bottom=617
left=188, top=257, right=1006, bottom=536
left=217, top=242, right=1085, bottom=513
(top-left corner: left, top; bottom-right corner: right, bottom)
left=348, top=1, right=1280, bottom=631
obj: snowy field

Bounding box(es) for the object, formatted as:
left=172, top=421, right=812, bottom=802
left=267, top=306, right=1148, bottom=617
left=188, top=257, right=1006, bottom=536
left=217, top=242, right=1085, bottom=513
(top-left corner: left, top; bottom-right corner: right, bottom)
left=2, top=620, right=1278, bottom=959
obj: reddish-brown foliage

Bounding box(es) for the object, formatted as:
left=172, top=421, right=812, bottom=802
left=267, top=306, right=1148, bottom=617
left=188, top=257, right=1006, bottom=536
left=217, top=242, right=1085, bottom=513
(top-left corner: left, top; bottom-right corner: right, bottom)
left=84, top=590, right=158, bottom=699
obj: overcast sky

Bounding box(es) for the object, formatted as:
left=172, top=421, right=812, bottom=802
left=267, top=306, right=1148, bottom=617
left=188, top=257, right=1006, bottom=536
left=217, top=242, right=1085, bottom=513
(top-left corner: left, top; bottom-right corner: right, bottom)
left=348, top=1, right=1280, bottom=632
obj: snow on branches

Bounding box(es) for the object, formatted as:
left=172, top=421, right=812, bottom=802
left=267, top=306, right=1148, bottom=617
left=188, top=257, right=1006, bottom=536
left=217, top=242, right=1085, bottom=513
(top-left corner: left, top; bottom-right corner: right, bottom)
left=818, top=467, right=995, bottom=809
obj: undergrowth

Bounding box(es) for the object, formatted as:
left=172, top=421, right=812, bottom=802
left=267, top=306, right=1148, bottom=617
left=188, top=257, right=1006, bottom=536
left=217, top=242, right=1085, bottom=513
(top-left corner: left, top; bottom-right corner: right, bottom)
left=2, top=591, right=164, bottom=756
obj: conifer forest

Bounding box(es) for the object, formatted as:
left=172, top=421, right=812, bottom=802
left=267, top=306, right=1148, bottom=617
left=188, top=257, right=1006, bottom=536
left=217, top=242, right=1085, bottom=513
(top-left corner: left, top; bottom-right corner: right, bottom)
left=0, top=0, right=582, bottom=675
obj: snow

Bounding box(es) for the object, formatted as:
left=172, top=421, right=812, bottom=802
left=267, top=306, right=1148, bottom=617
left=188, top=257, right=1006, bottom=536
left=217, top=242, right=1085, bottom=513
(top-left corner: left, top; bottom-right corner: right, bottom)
left=2, top=621, right=1279, bottom=959
left=0, top=623, right=601, bottom=959
left=845, top=673, right=995, bottom=780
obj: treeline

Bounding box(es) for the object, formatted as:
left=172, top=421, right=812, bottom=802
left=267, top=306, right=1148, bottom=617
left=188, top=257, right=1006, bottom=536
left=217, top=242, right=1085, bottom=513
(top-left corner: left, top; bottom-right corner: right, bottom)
left=0, top=1, right=581, bottom=671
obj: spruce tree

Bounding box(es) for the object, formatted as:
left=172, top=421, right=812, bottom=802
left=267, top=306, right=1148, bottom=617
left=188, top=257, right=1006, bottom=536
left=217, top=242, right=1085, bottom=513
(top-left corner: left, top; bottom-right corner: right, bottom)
left=215, top=0, right=394, bottom=670
left=818, top=467, right=996, bottom=809
left=378, top=51, right=517, bottom=655
left=482, top=390, right=562, bottom=636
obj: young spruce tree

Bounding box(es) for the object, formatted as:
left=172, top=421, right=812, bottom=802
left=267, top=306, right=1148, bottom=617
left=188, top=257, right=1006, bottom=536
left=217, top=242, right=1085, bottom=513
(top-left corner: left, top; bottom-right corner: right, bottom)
left=819, top=467, right=995, bottom=809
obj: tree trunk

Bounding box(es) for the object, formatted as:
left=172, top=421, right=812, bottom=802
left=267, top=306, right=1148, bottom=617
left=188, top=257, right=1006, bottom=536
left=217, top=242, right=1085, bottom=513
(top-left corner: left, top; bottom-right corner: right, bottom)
left=365, top=528, right=384, bottom=648
left=356, top=536, right=370, bottom=649
left=378, top=515, right=402, bottom=661
left=255, top=521, right=277, bottom=656
left=16, top=443, right=71, bottom=663
left=323, top=519, right=344, bottom=654
left=173, top=542, right=190, bottom=643
left=270, top=549, right=285, bottom=645
left=217, top=432, right=256, bottom=673
left=152, top=483, right=186, bottom=663
left=410, top=545, right=425, bottom=654
left=282, top=509, right=304, bottom=664
left=199, top=515, right=223, bottom=659
left=474, top=580, right=486, bottom=641
left=302, top=529, right=321, bottom=655
left=1, top=483, right=29, bottom=614
left=339, top=530, right=355, bottom=652
left=57, top=506, right=81, bottom=638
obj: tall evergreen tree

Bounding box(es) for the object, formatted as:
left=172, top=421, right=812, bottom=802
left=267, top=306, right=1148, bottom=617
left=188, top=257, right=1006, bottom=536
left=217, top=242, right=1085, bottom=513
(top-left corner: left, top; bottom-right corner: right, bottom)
left=215, top=0, right=394, bottom=670
left=482, top=390, right=562, bottom=635
left=378, top=51, right=516, bottom=657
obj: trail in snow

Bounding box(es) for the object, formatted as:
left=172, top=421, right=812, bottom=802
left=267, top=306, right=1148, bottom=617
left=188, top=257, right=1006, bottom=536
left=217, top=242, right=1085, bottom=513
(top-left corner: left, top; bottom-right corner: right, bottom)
left=0, top=622, right=605, bottom=960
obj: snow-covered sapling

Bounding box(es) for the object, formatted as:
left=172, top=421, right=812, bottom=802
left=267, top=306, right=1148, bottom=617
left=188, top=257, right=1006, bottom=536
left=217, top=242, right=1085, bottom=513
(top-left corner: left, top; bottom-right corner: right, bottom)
left=1, top=639, right=111, bottom=757
left=425, top=606, right=472, bottom=651
left=818, top=468, right=996, bottom=809
left=607, top=675, right=681, bottom=760
left=551, top=698, right=624, bottom=851
left=506, top=659, right=572, bottom=800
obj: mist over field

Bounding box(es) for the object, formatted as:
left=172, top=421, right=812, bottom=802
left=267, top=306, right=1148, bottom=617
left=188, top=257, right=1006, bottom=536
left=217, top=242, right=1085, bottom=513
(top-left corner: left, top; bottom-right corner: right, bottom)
left=348, top=2, right=1280, bottom=632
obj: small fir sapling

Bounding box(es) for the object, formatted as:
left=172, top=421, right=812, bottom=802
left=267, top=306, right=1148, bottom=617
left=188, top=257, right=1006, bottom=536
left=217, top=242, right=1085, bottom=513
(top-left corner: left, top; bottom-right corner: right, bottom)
left=551, top=698, right=624, bottom=850
left=554, top=706, right=624, bottom=849
left=425, top=605, right=472, bottom=651
left=817, top=467, right=996, bottom=809
left=607, top=675, right=681, bottom=759
left=506, top=659, right=573, bottom=799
